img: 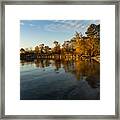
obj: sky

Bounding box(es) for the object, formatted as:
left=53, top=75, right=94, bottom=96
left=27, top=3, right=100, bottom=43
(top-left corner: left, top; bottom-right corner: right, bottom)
left=20, top=20, right=100, bottom=49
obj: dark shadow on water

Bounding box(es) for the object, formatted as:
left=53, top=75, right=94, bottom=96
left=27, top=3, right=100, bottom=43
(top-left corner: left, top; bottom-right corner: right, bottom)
left=20, top=59, right=100, bottom=100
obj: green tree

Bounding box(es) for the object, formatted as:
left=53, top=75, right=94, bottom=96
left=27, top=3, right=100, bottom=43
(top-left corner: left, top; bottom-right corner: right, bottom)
left=85, top=24, right=100, bottom=57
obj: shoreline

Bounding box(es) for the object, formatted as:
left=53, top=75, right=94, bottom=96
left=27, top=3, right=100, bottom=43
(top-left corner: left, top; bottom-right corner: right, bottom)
left=20, top=56, right=100, bottom=63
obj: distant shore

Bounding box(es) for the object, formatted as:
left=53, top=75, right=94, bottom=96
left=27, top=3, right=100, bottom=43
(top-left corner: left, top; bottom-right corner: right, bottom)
left=20, top=54, right=100, bottom=63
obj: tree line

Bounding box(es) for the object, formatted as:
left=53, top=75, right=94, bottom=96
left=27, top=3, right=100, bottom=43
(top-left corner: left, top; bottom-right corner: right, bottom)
left=20, top=24, right=100, bottom=60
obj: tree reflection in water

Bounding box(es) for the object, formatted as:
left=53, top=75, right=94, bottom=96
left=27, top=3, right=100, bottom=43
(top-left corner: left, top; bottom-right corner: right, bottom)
left=21, top=58, right=100, bottom=89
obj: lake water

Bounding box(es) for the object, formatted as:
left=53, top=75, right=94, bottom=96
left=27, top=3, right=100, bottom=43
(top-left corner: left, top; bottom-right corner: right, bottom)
left=20, top=59, right=100, bottom=100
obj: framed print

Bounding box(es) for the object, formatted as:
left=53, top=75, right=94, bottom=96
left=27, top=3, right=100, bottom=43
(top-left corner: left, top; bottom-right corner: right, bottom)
left=0, top=0, right=119, bottom=119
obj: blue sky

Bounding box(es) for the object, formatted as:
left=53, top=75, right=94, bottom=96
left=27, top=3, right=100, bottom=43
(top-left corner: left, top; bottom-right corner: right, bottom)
left=20, top=20, right=99, bottom=49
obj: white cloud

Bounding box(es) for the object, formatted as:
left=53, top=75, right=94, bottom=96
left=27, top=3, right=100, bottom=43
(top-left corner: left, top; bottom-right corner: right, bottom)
left=31, top=26, right=41, bottom=31
left=20, top=22, right=24, bottom=25
left=29, top=24, right=41, bottom=31
left=45, top=20, right=98, bottom=33
left=29, top=24, right=35, bottom=27
left=94, top=20, right=100, bottom=25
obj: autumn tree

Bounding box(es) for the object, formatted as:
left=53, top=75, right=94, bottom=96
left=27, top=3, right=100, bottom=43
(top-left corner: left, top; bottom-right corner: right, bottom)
left=85, top=24, right=100, bottom=39
left=20, top=48, right=25, bottom=54
left=44, top=46, right=49, bottom=54
left=34, top=46, right=39, bottom=56
left=74, top=32, right=83, bottom=55
left=39, top=44, right=44, bottom=54
left=53, top=41, right=61, bottom=54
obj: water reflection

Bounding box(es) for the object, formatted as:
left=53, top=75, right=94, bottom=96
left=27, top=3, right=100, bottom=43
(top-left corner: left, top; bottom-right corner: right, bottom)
left=20, top=59, right=100, bottom=100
